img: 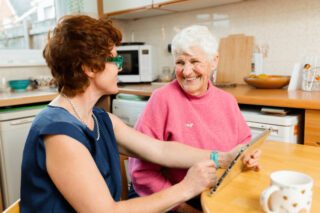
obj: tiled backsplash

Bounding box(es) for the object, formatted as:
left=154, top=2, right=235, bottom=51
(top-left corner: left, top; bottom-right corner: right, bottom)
left=0, top=50, right=51, bottom=81
left=114, top=0, right=320, bottom=77
left=0, top=66, right=51, bottom=81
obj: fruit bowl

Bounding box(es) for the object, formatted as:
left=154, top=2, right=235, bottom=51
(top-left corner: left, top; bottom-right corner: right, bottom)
left=244, top=75, right=290, bottom=89
left=8, top=79, right=30, bottom=91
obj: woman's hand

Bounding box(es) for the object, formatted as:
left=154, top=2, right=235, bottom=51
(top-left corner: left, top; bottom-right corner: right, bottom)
left=242, top=149, right=262, bottom=171
left=220, top=145, right=262, bottom=171
left=180, top=160, right=217, bottom=200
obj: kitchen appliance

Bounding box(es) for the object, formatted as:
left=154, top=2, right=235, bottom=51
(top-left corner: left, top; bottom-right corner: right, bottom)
left=116, top=45, right=157, bottom=83
left=0, top=104, right=45, bottom=208
left=112, top=96, right=148, bottom=127
left=240, top=108, right=302, bottom=144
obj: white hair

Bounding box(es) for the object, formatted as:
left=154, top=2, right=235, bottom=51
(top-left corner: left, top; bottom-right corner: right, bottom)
left=171, top=25, right=218, bottom=62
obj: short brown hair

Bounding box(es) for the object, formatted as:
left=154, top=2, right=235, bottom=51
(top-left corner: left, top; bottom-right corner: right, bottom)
left=43, top=15, right=122, bottom=96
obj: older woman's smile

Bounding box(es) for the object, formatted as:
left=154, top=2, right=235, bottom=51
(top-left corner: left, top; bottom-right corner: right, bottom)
left=184, top=76, right=200, bottom=83
left=175, top=46, right=216, bottom=96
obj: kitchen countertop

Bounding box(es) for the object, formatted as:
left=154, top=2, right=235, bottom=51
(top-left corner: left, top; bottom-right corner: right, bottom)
left=0, top=89, right=58, bottom=107
left=118, top=83, right=320, bottom=110
left=4, top=83, right=320, bottom=110
left=3, top=83, right=320, bottom=110
left=2, top=83, right=320, bottom=146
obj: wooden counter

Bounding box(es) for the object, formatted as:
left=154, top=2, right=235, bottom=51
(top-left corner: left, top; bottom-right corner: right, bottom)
left=2, top=84, right=319, bottom=146
left=0, top=90, right=58, bottom=107
left=118, top=83, right=166, bottom=96
left=116, top=83, right=320, bottom=146
left=118, top=83, right=320, bottom=110
left=201, top=140, right=320, bottom=212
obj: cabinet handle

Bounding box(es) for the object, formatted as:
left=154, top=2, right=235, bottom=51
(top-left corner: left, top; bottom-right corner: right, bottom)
left=10, top=119, right=33, bottom=125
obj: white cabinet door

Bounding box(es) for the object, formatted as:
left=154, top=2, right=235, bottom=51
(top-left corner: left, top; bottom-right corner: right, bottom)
left=153, top=0, right=242, bottom=11
left=103, top=0, right=152, bottom=14
left=153, top=0, right=183, bottom=4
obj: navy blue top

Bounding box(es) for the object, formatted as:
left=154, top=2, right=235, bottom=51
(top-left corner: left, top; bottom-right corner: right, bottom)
left=20, top=105, right=122, bottom=213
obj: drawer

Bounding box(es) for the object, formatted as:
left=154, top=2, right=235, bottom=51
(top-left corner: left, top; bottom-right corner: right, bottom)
left=304, top=109, right=320, bottom=146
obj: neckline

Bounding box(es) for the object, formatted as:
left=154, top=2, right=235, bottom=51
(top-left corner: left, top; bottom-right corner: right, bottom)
left=177, top=80, right=214, bottom=102
left=47, top=105, right=97, bottom=134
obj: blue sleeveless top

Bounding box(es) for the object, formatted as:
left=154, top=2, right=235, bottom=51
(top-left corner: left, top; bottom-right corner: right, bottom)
left=20, top=105, right=121, bottom=212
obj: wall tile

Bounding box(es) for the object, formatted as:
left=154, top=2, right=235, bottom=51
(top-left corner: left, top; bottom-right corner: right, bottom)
left=115, top=0, right=320, bottom=77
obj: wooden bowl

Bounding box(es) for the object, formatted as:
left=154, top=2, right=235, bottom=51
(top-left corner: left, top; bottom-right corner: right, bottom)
left=244, top=76, right=291, bottom=89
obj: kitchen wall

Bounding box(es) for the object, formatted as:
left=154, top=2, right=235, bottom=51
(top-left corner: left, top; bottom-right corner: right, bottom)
left=0, top=66, right=51, bottom=81
left=0, top=50, right=51, bottom=81
left=113, top=0, right=320, bottom=76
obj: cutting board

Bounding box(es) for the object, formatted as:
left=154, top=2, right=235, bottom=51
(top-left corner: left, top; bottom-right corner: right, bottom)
left=216, top=34, right=254, bottom=84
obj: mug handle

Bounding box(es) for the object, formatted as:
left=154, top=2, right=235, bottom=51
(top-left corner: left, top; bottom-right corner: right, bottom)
left=260, top=185, right=279, bottom=213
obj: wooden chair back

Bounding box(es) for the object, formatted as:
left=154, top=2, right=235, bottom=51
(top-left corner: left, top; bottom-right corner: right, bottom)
left=3, top=199, right=20, bottom=213
left=120, top=154, right=129, bottom=200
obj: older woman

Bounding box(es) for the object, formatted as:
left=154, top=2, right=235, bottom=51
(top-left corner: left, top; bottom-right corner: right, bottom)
left=128, top=25, right=256, bottom=212
left=20, top=16, right=259, bottom=213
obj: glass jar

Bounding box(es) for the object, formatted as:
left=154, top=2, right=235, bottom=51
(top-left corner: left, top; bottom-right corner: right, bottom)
left=159, top=66, right=173, bottom=82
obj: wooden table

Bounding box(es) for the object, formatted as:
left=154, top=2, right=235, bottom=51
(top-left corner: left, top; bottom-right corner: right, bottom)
left=201, top=141, right=320, bottom=212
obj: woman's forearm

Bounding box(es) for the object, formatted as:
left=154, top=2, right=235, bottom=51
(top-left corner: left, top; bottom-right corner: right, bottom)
left=115, top=181, right=190, bottom=213
left=159, top=142, right=242, bottom=170
left=115, top=160, right=216, bottom=213
left=158, top=141, right=212, bottom=168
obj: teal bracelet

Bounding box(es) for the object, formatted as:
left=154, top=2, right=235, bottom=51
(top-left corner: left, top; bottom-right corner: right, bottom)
left=210, top=151, right=219, bottom=169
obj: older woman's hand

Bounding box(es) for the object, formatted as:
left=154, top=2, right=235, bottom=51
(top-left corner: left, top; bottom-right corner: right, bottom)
left=242, top=149, right=262, bottom=171
left=220, top=145, right=262, bottom=171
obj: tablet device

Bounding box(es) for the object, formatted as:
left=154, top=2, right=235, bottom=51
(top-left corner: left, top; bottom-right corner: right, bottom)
left=210, top=129, right=271, bottom=195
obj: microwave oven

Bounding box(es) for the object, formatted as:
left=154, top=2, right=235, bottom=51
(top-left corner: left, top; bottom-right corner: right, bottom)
left=116, top=45, right=157, bottom=83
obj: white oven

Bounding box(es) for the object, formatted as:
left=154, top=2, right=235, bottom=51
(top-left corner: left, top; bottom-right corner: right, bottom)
left=112, top=95, right=148, bottom=127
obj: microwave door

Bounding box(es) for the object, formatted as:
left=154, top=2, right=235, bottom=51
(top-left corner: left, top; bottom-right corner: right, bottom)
left=117, top=50, right=140, bottom=82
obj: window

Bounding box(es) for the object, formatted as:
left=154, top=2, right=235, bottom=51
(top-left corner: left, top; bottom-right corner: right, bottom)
left=0, top=0, right=57, bottom=49
left=0, top=0, right=95, bottom=49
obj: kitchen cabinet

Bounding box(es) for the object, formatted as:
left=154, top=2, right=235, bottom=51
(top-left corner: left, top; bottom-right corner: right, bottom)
left=152, top=0, right=241, bottom=11
left=100, top=0, right=152, bottom=15
left=304, top=109, right=320, bottom=147
left=98, top=0, right=155, bottom=19
left=98, top=0, right=243, bottom=19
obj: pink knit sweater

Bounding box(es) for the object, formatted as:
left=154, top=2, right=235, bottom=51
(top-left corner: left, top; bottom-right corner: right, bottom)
left=129, top=80, right=251, bottom=197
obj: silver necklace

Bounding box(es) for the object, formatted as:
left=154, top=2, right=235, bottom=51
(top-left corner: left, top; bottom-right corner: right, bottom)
left=62, top=93, right=100, bottom=141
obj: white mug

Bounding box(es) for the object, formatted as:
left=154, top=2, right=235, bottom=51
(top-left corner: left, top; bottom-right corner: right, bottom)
left=260, top=170, right=313, bottom=213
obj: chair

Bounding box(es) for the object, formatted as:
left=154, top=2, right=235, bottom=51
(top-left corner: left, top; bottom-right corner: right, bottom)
left=120, top=154, right=129, bottom=200
left=3, top=199, right=20, bottom=213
